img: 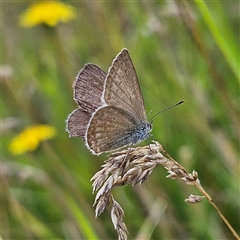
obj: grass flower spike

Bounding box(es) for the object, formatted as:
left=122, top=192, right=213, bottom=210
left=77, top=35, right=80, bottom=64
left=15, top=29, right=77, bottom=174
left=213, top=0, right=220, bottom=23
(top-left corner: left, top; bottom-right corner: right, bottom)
left=91, top=141, right=239, bottom=240
left=19, top=1, right=75, bottom=28
left=9, top=125, right=56, bottom=155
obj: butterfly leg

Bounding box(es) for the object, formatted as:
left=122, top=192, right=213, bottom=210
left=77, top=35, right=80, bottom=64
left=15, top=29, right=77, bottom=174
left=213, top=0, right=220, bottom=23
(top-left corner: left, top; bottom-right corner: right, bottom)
left=146, top=133, right=154, bottom=152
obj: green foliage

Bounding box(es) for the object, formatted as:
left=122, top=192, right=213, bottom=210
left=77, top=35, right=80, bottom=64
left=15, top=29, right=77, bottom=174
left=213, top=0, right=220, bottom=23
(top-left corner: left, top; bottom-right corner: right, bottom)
left=1, top=1, right=239, bottom=239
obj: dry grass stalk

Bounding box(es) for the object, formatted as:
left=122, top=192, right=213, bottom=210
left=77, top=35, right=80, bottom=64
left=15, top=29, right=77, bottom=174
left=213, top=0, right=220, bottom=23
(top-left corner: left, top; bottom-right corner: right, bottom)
left=91, top=141, right=239, bottom=240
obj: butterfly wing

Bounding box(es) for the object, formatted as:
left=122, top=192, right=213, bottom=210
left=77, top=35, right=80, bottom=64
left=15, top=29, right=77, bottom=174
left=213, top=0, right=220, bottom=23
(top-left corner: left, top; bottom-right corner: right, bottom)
left=73, top=64, right=106, bottom=113
left=67, top=64, right=106, bottom=138
left=66, top=109, right=91, bottom=139
left=67, top=49, right=150, bottom=155
left=86, top=106, right=140, bottom=154
left=103, top=49, right=147, bottom=123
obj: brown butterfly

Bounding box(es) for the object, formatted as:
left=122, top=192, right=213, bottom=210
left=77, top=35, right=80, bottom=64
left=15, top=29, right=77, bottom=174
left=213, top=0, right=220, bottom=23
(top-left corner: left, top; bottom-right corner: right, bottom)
left=66, top=49, right=152, bottom=155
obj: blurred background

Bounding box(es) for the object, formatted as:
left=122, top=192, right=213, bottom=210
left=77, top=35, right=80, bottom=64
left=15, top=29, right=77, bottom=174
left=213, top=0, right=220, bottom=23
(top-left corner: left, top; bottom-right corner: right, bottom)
left=1, top=1, right=239, bottom=239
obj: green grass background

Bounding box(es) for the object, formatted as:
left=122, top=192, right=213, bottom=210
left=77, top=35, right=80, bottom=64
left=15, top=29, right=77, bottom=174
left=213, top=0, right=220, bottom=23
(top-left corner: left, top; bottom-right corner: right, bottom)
left=1, top=1, right=239, bottom=239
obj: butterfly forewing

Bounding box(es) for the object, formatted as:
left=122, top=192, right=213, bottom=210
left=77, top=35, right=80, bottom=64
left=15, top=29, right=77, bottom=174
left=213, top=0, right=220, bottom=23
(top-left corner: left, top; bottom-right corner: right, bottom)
left=104, top=49, right=147, bottom=123
left=73, top=64, right=106, bottom=113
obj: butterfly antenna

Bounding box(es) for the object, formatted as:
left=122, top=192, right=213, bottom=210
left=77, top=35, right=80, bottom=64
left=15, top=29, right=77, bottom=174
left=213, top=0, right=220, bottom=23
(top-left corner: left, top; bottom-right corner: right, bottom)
left=147, top=110, right=153, bottom=118
left=149, top=100, right=185, bottom=121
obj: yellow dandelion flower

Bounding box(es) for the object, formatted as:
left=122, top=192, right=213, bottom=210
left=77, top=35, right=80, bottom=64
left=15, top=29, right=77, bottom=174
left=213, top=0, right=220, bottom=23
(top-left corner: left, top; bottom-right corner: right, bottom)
left=19, top=1, right=76, bottom=28
left=9, top=125, right=56, bottom=155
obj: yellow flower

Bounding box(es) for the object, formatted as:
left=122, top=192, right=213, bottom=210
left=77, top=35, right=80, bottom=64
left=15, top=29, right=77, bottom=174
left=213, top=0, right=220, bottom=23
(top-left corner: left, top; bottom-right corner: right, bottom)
left=9, top=125, right=56, bottom=155
left=19, top=1, right=76, bottom=28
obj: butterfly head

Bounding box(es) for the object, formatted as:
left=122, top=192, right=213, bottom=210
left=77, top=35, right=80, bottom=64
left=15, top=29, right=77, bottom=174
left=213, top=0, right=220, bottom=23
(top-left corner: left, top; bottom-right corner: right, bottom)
left=132, top=121, right=152, bottom=145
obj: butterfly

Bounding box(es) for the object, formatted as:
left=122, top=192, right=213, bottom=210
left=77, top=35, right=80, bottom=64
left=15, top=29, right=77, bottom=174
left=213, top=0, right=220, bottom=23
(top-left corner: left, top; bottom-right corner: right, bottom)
left=66, top=48, right=152, bottom=155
